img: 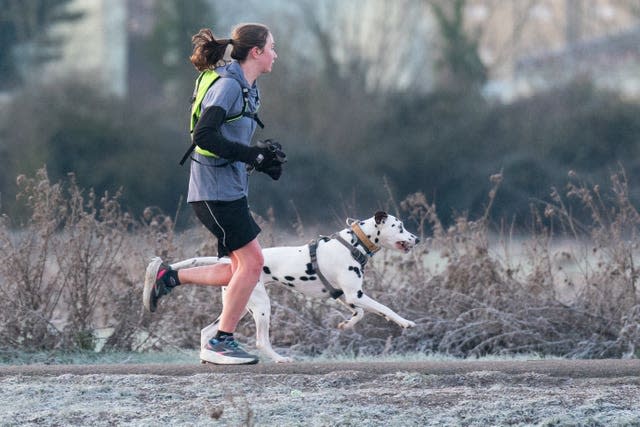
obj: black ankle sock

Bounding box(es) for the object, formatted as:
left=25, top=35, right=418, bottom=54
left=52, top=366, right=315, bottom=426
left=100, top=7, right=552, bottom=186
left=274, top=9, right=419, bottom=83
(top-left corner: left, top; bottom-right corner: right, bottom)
left=215, top=330, right=233, bottom=340
left=163, top=269, right=181, bottom=288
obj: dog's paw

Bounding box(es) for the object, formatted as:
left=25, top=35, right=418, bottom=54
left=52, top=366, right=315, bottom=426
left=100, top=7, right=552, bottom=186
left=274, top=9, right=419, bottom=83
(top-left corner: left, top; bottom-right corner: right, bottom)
left=337, top=321, right=354, bottom=330
left=401, top=320, right=416, bottom=328
left=274, top=356, right=294, bottom=363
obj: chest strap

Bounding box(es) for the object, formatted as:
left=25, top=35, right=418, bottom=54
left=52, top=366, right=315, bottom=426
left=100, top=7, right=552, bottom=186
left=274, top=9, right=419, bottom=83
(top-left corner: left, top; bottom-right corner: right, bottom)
left=308, top=234, right=370, bottom=300
left=309, top=238, right=343, bottom=299
left=332, top=233, right=369, bottom=268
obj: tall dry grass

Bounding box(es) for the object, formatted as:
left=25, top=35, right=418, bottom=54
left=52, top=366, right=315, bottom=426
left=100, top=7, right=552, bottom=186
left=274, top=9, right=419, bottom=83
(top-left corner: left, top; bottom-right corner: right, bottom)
left=1, top=167, right=639, bottom=360
left=377, top=168, right=640, bottom=359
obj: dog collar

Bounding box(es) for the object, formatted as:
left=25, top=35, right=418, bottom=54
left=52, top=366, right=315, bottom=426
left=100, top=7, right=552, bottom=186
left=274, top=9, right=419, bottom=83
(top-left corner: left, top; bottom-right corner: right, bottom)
left=350, top=223, right=381, bottom=256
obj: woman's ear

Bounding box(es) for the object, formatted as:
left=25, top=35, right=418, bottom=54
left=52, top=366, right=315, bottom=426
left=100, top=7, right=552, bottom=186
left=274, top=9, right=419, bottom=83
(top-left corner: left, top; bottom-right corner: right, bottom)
left=250, top=46, right=262, bottom=58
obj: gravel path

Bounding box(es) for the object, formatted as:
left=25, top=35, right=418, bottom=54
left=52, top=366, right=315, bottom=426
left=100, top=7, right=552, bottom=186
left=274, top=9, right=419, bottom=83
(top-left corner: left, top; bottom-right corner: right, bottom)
left=2, top=359, right=640, bottom=426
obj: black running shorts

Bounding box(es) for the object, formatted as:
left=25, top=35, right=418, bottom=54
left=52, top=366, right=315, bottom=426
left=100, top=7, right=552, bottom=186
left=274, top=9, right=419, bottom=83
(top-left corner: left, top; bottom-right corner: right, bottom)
left=190, top=197, right=261, bottom=257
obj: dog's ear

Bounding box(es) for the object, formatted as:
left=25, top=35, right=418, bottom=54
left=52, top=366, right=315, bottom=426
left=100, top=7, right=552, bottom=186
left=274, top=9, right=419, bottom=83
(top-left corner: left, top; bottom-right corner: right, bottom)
left=374, top=211, right=388, bottom=224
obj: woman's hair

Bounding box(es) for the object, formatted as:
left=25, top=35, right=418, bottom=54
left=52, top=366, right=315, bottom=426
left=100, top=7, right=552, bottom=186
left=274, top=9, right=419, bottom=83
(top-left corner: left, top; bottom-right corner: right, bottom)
left=190, top=24, right=270, bottom=72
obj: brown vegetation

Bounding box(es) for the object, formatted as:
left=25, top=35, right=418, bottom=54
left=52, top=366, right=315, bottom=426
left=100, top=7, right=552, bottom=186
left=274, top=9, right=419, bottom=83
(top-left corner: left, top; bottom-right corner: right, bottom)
left=1, top=167, right=639, bottom=360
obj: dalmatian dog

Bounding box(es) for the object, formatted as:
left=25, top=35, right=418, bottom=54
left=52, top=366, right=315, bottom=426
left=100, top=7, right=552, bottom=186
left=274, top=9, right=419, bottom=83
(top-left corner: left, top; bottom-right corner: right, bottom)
left=166, top=211, right=419, bottom=363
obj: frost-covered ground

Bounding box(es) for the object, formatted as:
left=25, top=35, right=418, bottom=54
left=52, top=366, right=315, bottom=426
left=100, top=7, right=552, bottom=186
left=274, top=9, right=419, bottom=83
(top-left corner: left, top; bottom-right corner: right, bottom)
left=1, top=357, right=640, bottom=426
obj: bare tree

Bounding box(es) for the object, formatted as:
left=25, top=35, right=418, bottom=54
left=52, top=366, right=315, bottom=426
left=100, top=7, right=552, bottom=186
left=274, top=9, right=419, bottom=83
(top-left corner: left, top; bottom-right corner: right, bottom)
left=283, top=0, right=438, bottom=94
left=427, top=0, right=488, bottom=90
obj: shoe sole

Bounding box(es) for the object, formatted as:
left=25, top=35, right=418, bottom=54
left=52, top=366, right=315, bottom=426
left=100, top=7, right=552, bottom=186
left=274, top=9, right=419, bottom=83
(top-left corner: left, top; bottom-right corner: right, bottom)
left=143, top=257, right=163, bottom=312
left=200, top=349, right=259, bottom=365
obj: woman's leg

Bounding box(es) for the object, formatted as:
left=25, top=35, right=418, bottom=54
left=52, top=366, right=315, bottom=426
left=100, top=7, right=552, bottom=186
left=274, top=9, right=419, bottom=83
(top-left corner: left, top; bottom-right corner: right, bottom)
left=144, top=257, right=235, bottom=313
left=218, top=238, right=264, bottom=333
left=177, top=263, right=234, bottom=287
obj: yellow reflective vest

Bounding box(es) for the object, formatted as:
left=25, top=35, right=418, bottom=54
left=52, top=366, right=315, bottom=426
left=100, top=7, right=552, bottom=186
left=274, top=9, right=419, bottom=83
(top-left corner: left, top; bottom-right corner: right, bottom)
left=190, top=70, right=248, bottom=158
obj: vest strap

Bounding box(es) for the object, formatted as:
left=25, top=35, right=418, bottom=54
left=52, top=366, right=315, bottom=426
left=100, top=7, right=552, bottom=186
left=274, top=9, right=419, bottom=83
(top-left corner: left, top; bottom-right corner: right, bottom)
left=181, top=70, right=265, bottom=165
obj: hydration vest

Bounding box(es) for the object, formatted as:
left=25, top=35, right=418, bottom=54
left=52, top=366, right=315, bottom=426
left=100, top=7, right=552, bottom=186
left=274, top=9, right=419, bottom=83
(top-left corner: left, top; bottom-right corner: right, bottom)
left=179, top=69, right=264, bottom=165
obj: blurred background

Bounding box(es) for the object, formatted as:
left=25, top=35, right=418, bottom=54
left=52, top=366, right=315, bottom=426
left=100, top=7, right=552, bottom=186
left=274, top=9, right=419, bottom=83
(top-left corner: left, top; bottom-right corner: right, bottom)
left=2, top=0, right=640, bottom=229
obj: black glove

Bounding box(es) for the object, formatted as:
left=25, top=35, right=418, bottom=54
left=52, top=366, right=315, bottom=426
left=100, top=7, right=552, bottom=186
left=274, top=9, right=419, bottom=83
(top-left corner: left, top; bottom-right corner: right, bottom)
left=263, top=139, right=287, bottom=164
left=252, top=139, right=287, bottom=179
left=245, top=145, right=277, bottom=168
left=253, top=139, right=287, bottom=169
left=262, top=162, right=282, bottom=180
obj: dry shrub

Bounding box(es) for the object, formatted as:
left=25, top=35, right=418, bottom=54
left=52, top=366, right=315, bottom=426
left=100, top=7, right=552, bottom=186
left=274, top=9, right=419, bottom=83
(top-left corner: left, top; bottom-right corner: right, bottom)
left=0, top=169, right=68, bottom=351
left=0, top=168, right=195, bottom=354
left=0, top=169, right=138, bottom=351
left=542, top=168, right=640, bottom=357
left=3, top=166, right=640, bottom=360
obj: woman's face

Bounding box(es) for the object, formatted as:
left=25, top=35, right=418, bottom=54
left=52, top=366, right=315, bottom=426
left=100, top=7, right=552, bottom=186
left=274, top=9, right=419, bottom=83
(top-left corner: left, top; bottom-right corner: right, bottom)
left=256, top=32, right=277, bottom=73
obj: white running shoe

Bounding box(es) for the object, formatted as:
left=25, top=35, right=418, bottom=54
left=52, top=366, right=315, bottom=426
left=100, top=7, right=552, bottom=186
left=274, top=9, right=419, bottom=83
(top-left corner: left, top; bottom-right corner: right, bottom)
left=200, top=336, right=259, bottom=365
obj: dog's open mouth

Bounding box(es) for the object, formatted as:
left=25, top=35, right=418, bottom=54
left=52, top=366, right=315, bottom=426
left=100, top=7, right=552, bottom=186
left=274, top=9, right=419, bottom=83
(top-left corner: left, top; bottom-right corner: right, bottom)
left=396, top=241, right=413, bottom=253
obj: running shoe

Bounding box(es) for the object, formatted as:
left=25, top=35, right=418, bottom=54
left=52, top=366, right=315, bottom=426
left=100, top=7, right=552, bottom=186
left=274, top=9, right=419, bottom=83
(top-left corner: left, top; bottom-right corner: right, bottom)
left=143, top=257, right=175, bottom=312
left=200, top=335, right=259, bottom=365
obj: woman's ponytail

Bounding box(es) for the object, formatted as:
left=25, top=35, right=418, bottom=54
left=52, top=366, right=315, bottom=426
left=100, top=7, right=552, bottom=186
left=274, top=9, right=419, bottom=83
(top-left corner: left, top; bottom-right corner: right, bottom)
left=190, top=28, right=230, bottom=71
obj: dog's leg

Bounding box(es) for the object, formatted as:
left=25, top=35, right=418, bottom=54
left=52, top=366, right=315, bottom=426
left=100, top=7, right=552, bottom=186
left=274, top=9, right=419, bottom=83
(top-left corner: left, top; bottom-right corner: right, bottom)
left=170, top=256, right=226, bottom=270
left=335, top=299, right=365, bottom=329
left=344, top=292, right=416, bottom=329
left=245, top=281, right=293, bottom=363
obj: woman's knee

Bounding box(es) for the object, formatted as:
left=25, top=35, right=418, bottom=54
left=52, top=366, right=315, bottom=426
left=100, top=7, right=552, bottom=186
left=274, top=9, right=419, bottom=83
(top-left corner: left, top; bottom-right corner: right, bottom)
left=245, top=248, right=264, bottom=279
left=234, top=240, right=264, bottom=278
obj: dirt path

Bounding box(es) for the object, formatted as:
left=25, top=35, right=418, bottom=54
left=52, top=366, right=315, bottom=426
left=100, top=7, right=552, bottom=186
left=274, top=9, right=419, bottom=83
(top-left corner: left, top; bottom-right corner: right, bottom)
left=1, top=358, right=640, bottom=377
left=2, top=360, right=640, bottom=426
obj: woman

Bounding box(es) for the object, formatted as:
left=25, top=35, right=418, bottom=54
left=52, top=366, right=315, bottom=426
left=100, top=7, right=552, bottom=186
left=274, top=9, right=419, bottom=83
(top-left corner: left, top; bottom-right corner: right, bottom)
left=143, top=23, right=281, bottom=365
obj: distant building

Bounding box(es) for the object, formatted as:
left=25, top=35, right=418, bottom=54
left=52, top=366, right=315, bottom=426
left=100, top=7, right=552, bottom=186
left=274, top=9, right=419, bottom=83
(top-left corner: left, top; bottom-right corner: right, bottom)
left=467, top=0, right=640, bottom=101
left=40, top=0, right=128, bottom=97
left=513, top=27, right=640, bottom=99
